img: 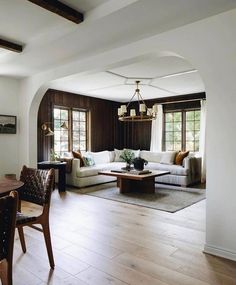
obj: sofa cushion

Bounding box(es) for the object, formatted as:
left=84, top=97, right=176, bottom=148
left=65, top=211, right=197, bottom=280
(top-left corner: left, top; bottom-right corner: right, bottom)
left=160, top=151, right=177, bottom=165
left=114, top=149, right=124, bottom=162
left=89, top=150, right=110, bottom=164
left=76, top=163, right=113, bottom=178
left=109, top=151, right=115, bottom=162
left=140, top=150, right=162, bottom=163
left=146, top=162, right=189, bottom=175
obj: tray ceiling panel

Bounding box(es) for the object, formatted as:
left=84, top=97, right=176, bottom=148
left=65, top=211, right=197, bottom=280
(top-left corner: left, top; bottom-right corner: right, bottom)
left=109, top=56, right=194, bottom=79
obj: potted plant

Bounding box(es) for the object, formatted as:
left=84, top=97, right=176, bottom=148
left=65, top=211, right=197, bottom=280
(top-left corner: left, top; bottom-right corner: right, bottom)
left=132, top=157, right=148, bottom=171
left=120, top=149, right=135, bottom=170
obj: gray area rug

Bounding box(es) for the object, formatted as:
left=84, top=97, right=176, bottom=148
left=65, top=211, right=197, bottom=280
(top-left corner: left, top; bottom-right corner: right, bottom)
left=75, top=182, right=206, bottom=213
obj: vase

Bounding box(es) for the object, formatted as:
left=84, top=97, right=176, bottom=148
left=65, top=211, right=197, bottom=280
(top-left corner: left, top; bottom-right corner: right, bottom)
left=121, top=163, right=132, bottom=171
left=133, top=159, right=144, bottom=170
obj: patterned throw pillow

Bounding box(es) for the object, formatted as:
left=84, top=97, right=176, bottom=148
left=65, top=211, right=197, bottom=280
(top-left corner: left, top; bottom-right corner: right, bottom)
left=175, top=151, right=189, bottom=165
left=83, top=155, right=95, bottom=167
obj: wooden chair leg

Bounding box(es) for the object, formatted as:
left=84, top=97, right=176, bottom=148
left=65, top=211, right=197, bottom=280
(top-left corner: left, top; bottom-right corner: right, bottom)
left=42, top=223, right=55, bottom=269
left=0, top=259, right=12, bottom=285
left=18, top=227, right=26, bottom=253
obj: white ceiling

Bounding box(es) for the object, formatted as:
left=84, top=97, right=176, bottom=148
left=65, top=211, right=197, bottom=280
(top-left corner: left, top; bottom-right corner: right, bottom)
left=51, top=55, right=205, bottom=102
left=1, top=0, right=236, bottom=101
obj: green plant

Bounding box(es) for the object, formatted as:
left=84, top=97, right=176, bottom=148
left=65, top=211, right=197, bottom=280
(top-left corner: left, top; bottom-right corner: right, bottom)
left=50, top=148, right=59, bottom=161
left=120, top=149, right=135, bottom=164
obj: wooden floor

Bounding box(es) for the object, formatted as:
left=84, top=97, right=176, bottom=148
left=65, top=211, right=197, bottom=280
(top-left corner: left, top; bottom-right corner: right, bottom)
left=12, top=186, right=236, bottom=285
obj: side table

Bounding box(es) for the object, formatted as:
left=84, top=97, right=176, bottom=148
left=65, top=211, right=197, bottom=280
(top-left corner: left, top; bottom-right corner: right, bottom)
left=37, top=161, right=67, bottom=192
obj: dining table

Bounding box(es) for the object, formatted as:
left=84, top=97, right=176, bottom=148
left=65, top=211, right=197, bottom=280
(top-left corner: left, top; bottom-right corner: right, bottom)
left=0, top=178, right=24, bottom=197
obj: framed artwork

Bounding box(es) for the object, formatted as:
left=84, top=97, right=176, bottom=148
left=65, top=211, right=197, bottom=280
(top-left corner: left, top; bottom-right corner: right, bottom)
left=0, top=115, right=17, bottom=134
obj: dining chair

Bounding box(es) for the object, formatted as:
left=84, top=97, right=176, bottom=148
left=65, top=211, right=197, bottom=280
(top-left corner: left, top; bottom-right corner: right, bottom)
left=0, top=191, right=18, bottom=285
left=17, top=165, right=55, bottom=269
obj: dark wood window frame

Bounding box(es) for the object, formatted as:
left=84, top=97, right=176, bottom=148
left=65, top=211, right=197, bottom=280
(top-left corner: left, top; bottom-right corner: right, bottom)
left=162, top=102, right=201, bottom=152
left=53, top=106, right=89, bottom=156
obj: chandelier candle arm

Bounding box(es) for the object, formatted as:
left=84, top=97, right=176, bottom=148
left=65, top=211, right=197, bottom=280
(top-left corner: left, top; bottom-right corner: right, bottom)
left=118, top=80, right=157, bottom=122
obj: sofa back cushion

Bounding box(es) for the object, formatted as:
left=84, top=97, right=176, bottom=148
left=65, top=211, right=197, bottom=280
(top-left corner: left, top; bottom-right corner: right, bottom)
left=89, top=150, right=110, bottom=165
left=140, top=151, right=162, bottom=163
left=114, top=149, right=124, bottom=162
left=109, top=151, right=115, bottom=162
left=160, top=151, right=177, bottom=165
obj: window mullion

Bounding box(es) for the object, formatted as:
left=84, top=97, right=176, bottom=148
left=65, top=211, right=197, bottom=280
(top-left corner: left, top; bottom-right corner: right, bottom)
left=182, top=111, right=186, bottom=151
left=69, top=109, right=73, bottom=152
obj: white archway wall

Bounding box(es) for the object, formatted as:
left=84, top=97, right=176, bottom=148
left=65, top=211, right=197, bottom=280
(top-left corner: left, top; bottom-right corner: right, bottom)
left=19, top=9, right=236, bottom=260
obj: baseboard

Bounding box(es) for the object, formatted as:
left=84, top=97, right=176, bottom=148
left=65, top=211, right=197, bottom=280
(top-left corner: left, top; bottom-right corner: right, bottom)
left=204, top=244, right=236, bottom=261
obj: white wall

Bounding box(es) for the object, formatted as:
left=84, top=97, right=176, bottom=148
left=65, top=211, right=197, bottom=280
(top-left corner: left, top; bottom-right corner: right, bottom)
left=16, top=8, right=236, bottom=261
left=0, top=77, right=20, bottom=178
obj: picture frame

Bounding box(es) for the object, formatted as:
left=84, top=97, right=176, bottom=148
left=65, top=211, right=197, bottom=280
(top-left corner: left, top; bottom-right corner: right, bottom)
left=0, top=115, right=17, bottom=134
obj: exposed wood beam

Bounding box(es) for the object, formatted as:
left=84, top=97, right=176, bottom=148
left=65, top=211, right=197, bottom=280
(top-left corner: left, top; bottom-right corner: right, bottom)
left=0, top=38, right=23, bottom=53
left=27, top=0, right=84, bottom=24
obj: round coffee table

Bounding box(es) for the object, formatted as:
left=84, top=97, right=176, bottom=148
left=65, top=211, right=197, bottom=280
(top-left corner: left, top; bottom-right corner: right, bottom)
left=0, top=178, right=24, bottom=197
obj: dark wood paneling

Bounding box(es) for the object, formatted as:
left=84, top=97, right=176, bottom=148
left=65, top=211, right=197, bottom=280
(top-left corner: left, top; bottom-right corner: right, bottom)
left=37, top=89, right=122, bottom=161
left=38, top=90, right=206, bottom=161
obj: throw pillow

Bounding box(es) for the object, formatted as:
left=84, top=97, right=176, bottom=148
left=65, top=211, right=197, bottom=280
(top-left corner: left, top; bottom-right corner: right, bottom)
left=160, top=151, right=177, bottom=165
left=72, top=150, right=85, bottom=167
left=175, top=151, right=189, bottom=165
left=83, top=155, right=95, bottom=167
left=114, top=149, right=124, bottom=162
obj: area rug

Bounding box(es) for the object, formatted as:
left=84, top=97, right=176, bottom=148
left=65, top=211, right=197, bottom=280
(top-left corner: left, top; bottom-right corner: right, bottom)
left=82, top=183, right=206, bottom=213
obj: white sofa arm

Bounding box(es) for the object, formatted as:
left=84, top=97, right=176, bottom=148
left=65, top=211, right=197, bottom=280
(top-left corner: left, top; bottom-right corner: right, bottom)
left=183, top=156, right=202, bottom=177
left=71, top=158, right=81, bottom=176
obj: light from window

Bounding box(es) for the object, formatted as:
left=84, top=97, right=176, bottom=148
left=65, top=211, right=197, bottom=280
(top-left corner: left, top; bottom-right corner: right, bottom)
left=186, top=110, right=200, bottom=152
left=164, top=112, right=182, bottom=151
left=164, top=109, right=200, bottom=152
left=53, top=107, right=87, bottom=156
left=72, top=110, right=87, bottom=152
left=54, top=108, right=69, bottom=156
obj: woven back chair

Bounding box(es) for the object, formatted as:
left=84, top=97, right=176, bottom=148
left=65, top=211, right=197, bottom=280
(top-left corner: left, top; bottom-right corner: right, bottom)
left=17, top=165, right=55, bottom=269
left=0, top=191, right=18, bottom=285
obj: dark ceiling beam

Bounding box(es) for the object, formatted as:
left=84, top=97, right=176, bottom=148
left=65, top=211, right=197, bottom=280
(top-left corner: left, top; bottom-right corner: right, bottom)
left=0, top=38, right=23, bottom=53
left=27, top=0, right=84, bottom=24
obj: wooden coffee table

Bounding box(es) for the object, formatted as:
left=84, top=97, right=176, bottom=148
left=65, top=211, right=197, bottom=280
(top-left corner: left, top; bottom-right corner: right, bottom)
left=98, top=170, right=170, bottom=194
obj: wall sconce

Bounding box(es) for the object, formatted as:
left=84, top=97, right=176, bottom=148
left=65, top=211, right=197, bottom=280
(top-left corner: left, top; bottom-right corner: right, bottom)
left=41, top=121, right=68, bottom=136
left=41, top=122, right=54, bottom=136
left=60, top=121, right=68, bottom=129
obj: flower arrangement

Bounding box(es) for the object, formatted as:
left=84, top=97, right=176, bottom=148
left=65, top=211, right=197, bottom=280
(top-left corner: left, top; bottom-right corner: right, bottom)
left=120, top=149, right=135, bottom=165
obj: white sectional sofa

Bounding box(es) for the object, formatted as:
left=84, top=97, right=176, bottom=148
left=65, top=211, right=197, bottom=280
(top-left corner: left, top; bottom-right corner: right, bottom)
left=66, top=149, right=201, bottom=188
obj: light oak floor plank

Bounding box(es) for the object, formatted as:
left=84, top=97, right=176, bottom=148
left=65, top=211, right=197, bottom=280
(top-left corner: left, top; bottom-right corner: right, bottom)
left=11, top=185, right=236, bottom=285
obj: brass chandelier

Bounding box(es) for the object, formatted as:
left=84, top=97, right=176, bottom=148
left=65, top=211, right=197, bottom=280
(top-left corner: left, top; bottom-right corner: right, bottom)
left=118, top=81, right=157, bottom=122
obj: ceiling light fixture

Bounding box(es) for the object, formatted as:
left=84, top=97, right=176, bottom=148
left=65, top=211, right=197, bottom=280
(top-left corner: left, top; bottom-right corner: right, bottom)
left=118, top=80, right=157, bottom=122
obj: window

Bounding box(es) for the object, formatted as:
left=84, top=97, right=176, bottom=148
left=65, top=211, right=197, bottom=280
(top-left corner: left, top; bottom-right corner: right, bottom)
left=164, top=109, right=200, bottom=152
left=72, top=110, right=87, bottom=152
left=53, top=107, right=88, bottom=156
